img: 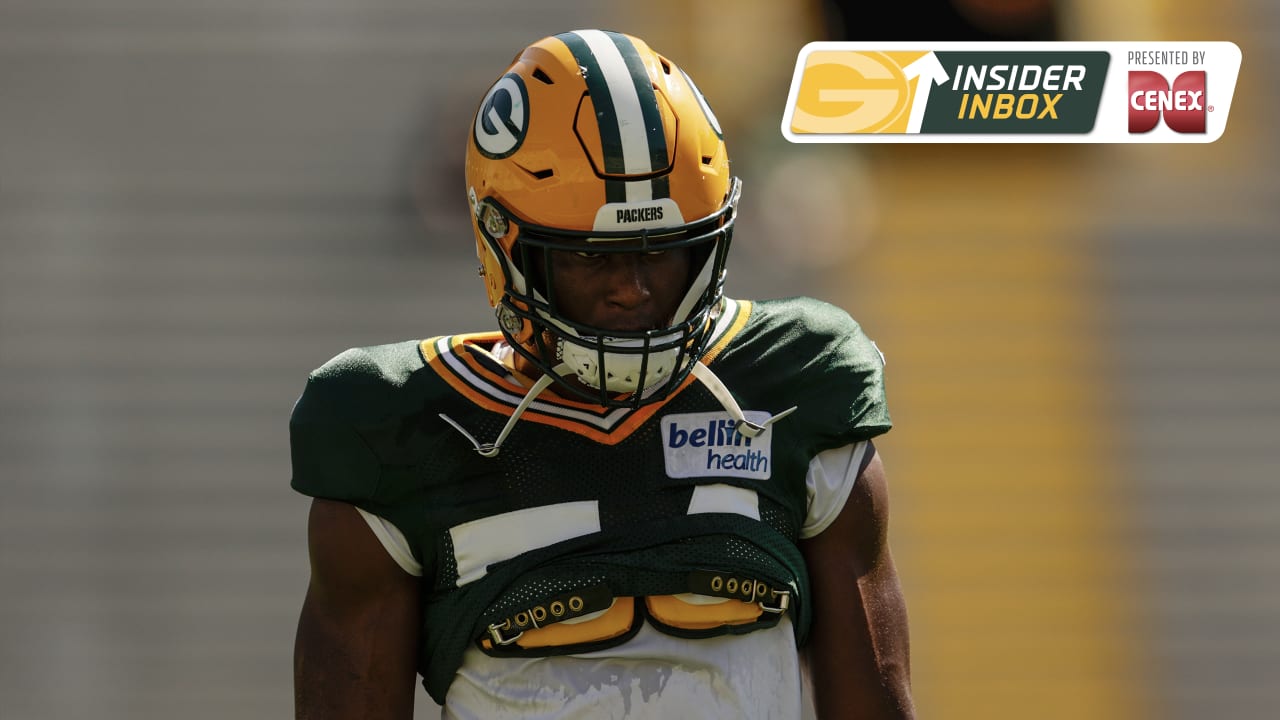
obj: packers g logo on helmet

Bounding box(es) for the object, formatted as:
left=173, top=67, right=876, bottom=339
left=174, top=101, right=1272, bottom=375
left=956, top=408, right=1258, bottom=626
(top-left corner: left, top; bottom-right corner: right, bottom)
left=473, top=73, right=530, bottom=159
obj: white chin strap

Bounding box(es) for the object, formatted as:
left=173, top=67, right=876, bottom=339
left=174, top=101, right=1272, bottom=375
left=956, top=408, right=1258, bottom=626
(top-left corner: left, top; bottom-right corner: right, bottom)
left=558, top=333, right=682, bottom=393
left=438, top=368, right=562, bottom=459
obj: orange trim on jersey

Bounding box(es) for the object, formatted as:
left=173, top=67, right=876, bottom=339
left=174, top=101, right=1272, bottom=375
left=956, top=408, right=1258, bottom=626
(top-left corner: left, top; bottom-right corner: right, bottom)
left=418, top=301, right=754, bottom=444
left=421, top=335, right=690, bottom=445
left=422, top=332, right=648, bottom=414
left=460, top=338, right=643, bottom=414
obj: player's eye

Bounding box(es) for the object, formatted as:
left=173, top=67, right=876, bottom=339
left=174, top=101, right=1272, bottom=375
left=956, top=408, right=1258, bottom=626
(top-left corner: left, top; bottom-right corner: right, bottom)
left=574, top=250, right=603, bottom=259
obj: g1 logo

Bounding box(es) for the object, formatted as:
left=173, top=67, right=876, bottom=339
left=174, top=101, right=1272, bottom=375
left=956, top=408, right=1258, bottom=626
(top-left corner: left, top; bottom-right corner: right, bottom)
left=790, top=51, right=914, bottom=134
left=474, top=73, right=530, bottom=158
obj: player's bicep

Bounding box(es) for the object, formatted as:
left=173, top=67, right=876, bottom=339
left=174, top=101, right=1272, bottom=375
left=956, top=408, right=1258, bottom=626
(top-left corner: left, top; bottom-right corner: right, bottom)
left=800, top=453, right=914, bottom=719
left=296, top=499, right=421, bottom=720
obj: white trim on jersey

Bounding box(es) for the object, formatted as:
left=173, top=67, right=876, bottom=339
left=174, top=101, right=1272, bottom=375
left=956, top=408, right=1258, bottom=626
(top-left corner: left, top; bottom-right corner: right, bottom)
left=801, top=440, right=871, bottom=539
left=355, top=507, right=423, bottom=576
left=687, top=483, right=761, bottom=520
left=450, top=501, right=601, bottom=587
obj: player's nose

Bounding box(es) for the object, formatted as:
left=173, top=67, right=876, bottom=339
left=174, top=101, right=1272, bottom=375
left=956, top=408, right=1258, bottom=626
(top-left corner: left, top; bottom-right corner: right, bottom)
left=601, top=254, right=652, bottom=311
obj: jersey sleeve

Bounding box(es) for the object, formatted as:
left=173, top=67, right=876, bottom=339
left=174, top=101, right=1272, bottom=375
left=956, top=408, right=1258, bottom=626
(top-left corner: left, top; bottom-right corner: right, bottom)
left=797, top=298, right=890, bottom=451
left=289, top=347, right=387, bottom=504
left=288, top=343, right=436, bottom=575
left=801, top=440, right=874, bottom=538
left=356, top=508, right=425, bottom=576
left=731, top=297, right=892, bottom=454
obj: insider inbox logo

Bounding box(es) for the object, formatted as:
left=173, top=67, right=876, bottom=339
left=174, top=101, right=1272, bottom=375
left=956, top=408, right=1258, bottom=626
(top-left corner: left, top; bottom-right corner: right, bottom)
left=781, top=42, right=1240, bottom=143
left=1128, top=69, right=1207, bottom=134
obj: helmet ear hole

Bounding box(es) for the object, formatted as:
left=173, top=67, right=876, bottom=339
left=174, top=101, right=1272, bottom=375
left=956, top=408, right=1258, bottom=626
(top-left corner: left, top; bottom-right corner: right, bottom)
left=496, top=305, right=535, bottom=344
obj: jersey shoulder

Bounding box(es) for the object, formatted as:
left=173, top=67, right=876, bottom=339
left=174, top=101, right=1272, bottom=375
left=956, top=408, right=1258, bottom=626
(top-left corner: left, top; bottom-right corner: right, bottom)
left=289, top=340, right=436, bottom=504
left=296, top=340, right=430, bottom=416
left=715, top=296, right=891, bottom=451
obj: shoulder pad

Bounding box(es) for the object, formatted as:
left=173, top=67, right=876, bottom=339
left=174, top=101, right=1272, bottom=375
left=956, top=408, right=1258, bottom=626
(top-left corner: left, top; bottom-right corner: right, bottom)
left=289, top=342, right=425, bottom=503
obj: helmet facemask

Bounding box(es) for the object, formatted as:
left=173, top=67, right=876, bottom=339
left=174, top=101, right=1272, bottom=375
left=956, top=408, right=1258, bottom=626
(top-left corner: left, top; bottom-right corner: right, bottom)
left=476, top=178, right=740, bottom=408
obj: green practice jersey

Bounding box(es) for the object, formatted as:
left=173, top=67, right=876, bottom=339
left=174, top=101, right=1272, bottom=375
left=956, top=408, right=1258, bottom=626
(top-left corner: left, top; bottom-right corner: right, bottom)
left=290, top=296, right=890, bottom=703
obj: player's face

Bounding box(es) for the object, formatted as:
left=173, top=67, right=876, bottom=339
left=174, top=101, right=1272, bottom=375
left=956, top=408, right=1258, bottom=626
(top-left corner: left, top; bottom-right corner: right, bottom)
left=548, top=246, right=691, bottom=333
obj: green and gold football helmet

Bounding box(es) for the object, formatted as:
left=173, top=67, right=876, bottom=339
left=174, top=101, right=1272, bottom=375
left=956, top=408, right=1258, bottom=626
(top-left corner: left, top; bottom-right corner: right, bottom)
left=465, top=29, right=740, bottom=407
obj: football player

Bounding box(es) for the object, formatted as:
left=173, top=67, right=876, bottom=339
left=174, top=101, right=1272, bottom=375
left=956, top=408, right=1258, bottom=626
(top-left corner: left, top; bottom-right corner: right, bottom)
left=291, top=29, right=914, bottom=720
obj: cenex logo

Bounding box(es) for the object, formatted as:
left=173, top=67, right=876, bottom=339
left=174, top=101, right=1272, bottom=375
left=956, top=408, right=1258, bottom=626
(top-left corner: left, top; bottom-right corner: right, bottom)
left=1128, top=70, right=1207, bottom=133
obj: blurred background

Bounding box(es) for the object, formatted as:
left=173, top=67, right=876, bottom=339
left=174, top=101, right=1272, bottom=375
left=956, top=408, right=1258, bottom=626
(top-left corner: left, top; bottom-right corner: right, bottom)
left=1, top=1, right=1275, bottom=718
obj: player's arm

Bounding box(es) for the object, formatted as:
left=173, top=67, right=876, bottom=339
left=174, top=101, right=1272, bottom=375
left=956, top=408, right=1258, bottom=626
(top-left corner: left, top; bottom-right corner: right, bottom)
left=295, top=498, right=422, bottom=720
left=800, top=451, right=915, bottom=720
